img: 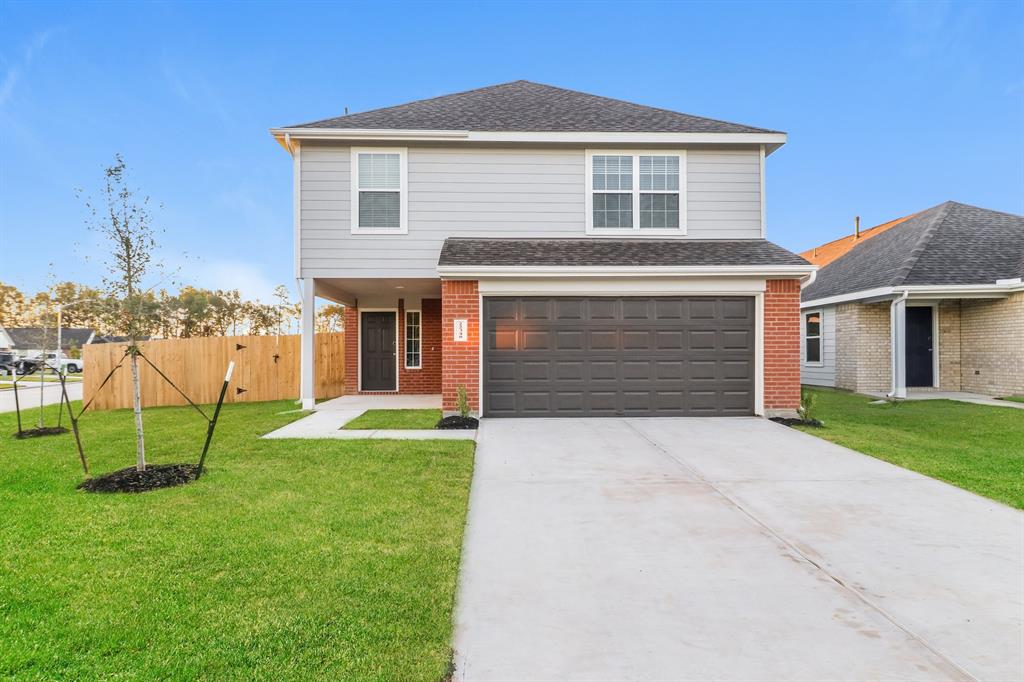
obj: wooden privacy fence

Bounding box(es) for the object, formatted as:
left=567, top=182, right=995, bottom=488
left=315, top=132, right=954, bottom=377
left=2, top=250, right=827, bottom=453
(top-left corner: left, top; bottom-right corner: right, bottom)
left=82, top=333, right=345, bottom=411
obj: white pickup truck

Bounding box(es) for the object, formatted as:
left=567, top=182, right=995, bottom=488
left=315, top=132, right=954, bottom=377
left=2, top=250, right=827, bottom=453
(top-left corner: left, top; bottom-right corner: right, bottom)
left=28, top=353, right=83, bottom=374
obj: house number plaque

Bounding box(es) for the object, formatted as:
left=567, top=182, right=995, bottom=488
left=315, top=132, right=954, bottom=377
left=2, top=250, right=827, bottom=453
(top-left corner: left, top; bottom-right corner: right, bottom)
left=453, top=319, right=468, bottom=342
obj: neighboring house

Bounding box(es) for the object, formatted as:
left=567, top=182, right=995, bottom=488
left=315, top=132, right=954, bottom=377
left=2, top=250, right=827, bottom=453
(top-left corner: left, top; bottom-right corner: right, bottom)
left=800, top=201, right=1023, bottom=397
left=0, top=326, right=95, bottom=357
left=272, top=80, right=815, bottom=417
left=799, top=213, right=916, bottom=267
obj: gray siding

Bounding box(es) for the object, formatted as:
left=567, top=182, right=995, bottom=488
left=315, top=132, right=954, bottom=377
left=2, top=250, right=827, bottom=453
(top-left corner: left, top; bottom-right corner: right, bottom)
left=299, top=144, right=763, bottom=278
left=801, top=305, right=836, bottom=387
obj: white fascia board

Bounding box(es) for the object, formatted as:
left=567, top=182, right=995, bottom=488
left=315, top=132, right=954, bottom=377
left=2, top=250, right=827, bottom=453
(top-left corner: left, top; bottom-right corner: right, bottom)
left=271, top=128, right=787, bottom=149
left=438, top=264, right=816, bottom=279
left=800, top=282, right=1023, bottom=308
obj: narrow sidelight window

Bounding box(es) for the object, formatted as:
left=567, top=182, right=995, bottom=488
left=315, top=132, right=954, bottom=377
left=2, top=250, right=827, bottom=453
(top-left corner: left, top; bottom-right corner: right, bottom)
left=405, top=310, right=421, bottom=368
left=805, top=311, right=822, bottom=364
left=351, top=148, right=407, bottom=233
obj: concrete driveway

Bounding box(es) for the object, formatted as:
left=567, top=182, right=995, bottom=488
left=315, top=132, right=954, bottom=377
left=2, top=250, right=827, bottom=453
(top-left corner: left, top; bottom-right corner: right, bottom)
left=0, top=381, right=82, bottom=413
left=453, top=418, right=1023, bottom=681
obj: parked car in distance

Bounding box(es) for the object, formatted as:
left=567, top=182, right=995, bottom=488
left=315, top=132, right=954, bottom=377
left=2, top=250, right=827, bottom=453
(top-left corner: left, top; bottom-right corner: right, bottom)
left=32, top=352, right=82, bottom=374
left=0, top=352, right=17, bottom=377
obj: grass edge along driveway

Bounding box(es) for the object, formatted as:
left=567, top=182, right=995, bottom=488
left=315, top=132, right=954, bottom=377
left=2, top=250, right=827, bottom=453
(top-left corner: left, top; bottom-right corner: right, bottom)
left=0, top=399, right=475, bottom=680
left=795, top=387, right=1023, bottom=509
left=342, top=408, right=443, bottom=430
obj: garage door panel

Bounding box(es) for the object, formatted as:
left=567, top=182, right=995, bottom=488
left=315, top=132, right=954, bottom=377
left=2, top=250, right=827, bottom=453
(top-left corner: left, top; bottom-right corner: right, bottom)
left=483, top=296, right=755, bottom=417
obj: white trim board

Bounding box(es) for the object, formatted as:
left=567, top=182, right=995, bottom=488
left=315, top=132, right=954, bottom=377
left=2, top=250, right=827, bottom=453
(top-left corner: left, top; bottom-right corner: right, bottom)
left=440, top=265, right=816, bottom=278
left=801, top=282, right=1023, bottom=308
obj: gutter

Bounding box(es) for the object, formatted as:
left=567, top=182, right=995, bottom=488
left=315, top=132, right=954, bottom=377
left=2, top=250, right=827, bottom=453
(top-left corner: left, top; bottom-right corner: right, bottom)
left=437, top=264, right=817, bottom=279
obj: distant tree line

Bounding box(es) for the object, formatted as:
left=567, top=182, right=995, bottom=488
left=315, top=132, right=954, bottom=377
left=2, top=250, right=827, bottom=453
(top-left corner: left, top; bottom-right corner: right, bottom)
left=0, top=280, right=344, bottom=338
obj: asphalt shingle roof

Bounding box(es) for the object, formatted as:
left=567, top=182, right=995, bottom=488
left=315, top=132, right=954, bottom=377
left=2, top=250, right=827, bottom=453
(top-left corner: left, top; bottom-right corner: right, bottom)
left=3, top=327, right=94, bottom=351
left=802, top=201, right=1024, bottom=301
left=286, top=80, right=780, bottom=134
left=438, top=238, right=809, bottom=268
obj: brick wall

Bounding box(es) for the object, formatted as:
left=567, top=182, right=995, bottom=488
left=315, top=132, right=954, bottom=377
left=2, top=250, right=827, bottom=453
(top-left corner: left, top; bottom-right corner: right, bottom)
left=960, top=291, right=1024, bottom=396
left=835, top=302, right=891, bottom=393
left=343, top=305, right=358, bottom=394
left=397, top=298, right=442, bottom=394
left=441, top=280, right=480, bottom=413
left=764, top=279, right=801, bottom=412
left=937, top=301, right=961, bottom=391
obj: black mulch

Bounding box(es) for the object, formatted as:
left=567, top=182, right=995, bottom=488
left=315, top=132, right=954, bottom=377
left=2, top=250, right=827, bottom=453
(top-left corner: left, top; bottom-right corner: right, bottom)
left=78, top=463, right=200, bottom=494
left=436, top=416, right=479, bottom=430
left=14, top=426, right=69, bottom=439
left=770, top=417, right=823, bottom=428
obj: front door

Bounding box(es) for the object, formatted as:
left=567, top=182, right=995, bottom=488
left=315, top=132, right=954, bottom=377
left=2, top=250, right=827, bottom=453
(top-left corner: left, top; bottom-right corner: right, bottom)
left=905, top=306, right=934, bottom=387
left=361, top=312, right=396, bottom=391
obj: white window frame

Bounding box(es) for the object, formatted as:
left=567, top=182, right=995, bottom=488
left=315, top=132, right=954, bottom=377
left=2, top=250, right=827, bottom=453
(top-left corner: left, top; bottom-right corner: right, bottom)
left=404, top=309, right=422, bottom=369
left=350, top=147, right=408, bottom=234
left=584, top=149, right=687, bottom=237
left=803, top=308, right=823, bottom=367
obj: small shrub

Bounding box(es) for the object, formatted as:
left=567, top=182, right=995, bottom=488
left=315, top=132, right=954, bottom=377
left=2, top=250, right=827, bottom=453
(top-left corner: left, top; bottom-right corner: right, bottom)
left=456, top=385, right=470, bottom=419
left=798, top=387, right=817, bottom=423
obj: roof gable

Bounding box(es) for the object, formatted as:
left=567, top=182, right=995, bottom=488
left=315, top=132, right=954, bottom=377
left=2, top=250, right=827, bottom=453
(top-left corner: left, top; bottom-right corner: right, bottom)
left=284, top=80, right=780, bottom=134
left=802, top=202, right=1024, bottom=302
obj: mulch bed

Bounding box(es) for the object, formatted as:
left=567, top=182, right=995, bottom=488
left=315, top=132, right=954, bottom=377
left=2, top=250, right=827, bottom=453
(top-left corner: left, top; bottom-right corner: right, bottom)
left=436, top=416, right=479, bottom=430
left=770, top=417, right=823, bottom=428
left=14, top=426, right=69, bottom=439
left=78, top=463, right=199, bottom=494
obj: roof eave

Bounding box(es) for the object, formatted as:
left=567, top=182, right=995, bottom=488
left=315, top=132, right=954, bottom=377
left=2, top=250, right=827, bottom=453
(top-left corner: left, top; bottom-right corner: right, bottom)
left=269, top=127, right=787, bottom=151
left=801, top=281, right=1024, bottom=308
left=437, top=264, right=815, bottom=278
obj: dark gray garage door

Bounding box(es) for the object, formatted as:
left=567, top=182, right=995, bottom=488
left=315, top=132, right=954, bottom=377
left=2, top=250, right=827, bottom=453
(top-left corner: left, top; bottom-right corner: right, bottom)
left=483, top=296, right=755, bottom=417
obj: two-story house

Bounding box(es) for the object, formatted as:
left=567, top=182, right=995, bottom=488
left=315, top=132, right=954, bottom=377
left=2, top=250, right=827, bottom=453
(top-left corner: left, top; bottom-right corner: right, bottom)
left=272, top=81, right=814, bottom=417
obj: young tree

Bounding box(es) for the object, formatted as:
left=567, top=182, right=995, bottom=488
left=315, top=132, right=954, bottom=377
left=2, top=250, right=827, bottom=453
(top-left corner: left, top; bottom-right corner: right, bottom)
left=0, top=283, right=27, bottom=327
left=80, top=154, right=166, bottom=472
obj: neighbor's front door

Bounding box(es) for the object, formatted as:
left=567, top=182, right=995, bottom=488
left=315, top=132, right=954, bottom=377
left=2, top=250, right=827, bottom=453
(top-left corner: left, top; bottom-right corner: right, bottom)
left=905, top=306, right=934, bottom=387
left=361, top=312, right=396, bottom=391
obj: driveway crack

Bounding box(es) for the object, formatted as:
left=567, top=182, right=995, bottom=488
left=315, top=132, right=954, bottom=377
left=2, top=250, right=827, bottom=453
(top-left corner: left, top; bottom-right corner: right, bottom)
left=623, top=419, right=979, bottom=682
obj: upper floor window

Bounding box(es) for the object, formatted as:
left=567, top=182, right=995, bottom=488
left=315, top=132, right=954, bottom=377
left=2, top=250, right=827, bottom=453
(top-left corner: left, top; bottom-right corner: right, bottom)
left=586, top=151, right=685, bottom=235
left=351, top=148, right=408, bottom=234
left=804, top=310, right=822, bottom=365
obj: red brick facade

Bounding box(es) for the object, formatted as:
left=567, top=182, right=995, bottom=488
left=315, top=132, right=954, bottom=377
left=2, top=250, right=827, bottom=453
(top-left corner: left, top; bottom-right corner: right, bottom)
left=342, top=299, right=442, bottom=395
left=764, top=279, right=802, bottom=411
left=441, top=280, right=480, bottom=412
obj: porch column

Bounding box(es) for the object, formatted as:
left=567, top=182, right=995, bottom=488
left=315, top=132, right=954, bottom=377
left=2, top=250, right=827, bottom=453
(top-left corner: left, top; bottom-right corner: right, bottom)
left=890, top=295, right=907, bottom=398
left=300, top=278, right=316, bottom=409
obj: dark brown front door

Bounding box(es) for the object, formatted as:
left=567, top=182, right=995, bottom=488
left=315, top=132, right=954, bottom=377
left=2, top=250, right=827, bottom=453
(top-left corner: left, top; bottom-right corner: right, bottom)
left=361, top=311, right=396, bottom=391
left=482, top=296, right=755, bottom=417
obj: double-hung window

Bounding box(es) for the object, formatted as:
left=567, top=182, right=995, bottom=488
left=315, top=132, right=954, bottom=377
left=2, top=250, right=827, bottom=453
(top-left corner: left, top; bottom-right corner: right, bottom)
left=587, top=151, right=685, bottom=234
left=351, top=148, right=408, bottom=233
left=804, top=310, right=822, bottom=364
left=405, top=310, right=421, bottom=369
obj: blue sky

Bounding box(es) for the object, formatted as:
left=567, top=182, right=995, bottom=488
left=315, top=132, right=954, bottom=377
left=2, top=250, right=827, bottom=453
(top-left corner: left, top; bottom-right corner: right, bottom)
left=2, top=0, right=1022, bottom=301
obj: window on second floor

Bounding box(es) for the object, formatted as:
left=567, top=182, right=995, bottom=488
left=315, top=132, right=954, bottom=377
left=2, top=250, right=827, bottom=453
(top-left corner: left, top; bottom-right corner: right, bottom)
left=351, top=148, right=408, bottom=234
left=586, top=151, right=685, bottom=235
left=804, top=310, right=822, bottom=364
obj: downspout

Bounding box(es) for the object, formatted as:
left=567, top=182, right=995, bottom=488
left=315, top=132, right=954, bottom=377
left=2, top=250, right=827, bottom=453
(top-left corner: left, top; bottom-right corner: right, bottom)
left=888, top=290, right=909, bottom=398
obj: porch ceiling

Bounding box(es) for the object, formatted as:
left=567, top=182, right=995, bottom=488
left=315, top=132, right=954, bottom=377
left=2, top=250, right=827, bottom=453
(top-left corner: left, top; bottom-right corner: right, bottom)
left=314, top=278, right=441, bottom=305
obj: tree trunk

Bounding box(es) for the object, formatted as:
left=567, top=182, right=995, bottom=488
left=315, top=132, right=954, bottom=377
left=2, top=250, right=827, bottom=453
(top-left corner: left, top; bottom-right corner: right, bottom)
left=130, top=352, right=146, bottom=471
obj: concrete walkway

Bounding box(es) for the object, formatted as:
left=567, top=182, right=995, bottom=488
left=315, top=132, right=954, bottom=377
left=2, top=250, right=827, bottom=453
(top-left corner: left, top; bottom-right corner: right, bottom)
left=453, top=418, right=1023, bottom=681
left=262, top=393, right=475, bottom=440
left=866, top=389, right=1024, bottom=409
left=0, top=381, right=82, bottom=413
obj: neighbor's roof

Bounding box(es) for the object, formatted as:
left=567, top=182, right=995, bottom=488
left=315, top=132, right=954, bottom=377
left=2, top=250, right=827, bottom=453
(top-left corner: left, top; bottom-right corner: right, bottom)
left=802, top=202, right=1024, bottom=302
left=3, top=327, right=94, bottom=350
left=799, top=213, right=917, bottom=267
left=438, top=238, right=810, bottom=268
left=284, top=80, right=781, bottom=134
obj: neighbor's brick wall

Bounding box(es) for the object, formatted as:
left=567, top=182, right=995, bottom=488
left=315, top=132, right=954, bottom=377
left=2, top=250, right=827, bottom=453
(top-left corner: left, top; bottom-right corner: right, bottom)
left=938, top=301, right=962, bottom=391
left=960, top=291, right=1024, bottom=396
left=835, top=302, right=891, bottom=393
left=397, top=298, right=442, bottom=394
left=764, top=279, right=801, bottom=411
left=343, top=305, right=358, bottom=394
left=441, top=280, right=480, bottom=412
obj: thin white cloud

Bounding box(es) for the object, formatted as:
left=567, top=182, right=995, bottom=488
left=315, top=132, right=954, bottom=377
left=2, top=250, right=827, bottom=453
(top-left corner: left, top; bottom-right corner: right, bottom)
left=180, top=258, right=281, bottom=303
left=0, top=28, right=58, bottom=109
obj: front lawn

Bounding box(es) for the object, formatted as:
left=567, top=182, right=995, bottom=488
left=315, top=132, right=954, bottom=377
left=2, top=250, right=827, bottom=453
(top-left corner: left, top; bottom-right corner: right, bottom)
left=796, top=388, right=1024, bottom=508
left=343, top=408, right=442, bottom=430
left=1000, top=395, right=1024, bottom=404
left=0, top=400, right=475, bottom=680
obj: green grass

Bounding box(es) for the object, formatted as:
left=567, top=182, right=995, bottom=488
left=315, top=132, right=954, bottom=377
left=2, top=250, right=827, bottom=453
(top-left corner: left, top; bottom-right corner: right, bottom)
left=795, top=388, right=1024, bottom=508
left=342, top=409, right=442, bottom=430
left=1000, top=395, right=1024, bottom=404
left=0, top=400, right=475, bottom=680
